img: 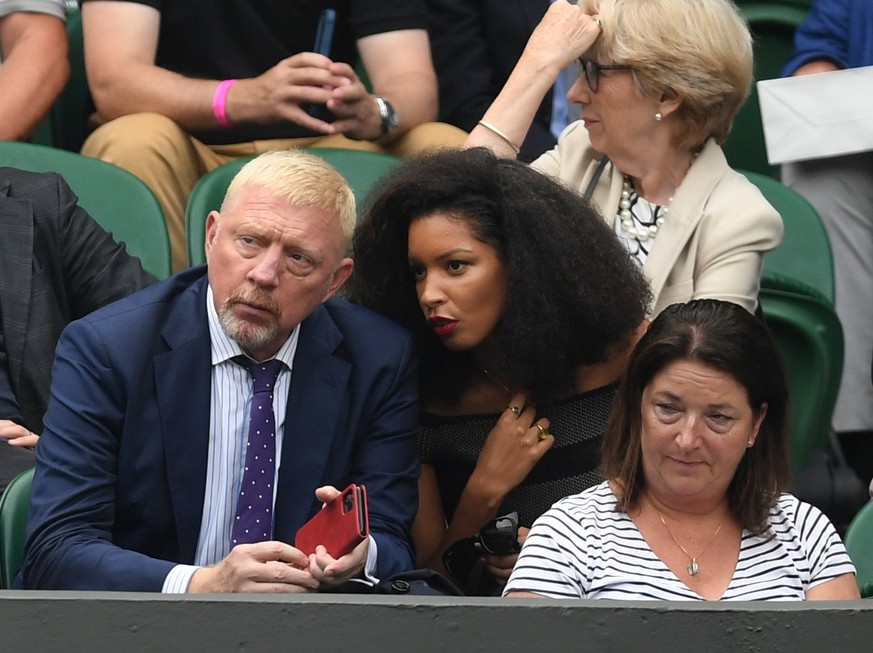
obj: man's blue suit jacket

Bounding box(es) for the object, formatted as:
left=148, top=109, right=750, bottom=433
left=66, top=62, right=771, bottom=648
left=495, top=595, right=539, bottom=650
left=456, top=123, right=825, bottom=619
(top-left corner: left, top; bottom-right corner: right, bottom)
left=22, top=266, right=420, bottom=590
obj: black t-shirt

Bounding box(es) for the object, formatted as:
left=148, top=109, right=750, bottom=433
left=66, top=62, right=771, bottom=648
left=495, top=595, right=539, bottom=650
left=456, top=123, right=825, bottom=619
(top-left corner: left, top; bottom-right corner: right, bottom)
left=82, top=0, right=426, bottom=143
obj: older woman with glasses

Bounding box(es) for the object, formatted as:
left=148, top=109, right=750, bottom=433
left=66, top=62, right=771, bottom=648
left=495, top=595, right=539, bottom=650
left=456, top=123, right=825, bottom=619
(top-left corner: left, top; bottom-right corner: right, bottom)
left=467, top=0, right=782, bottom=317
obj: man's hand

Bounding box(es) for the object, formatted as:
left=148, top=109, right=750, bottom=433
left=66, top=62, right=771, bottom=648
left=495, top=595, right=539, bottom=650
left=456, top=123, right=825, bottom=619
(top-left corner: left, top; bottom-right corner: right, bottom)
left=306, top=485, right=370, bottom=588
left=187, top=541, right=319, bottom=593
left=226, top=54, right=383, bottom=140
left=225, top=52, right=351, bottom=133
left=322, top=62, right=384, bottom=141
left=0, top=420, right=38, bottom=450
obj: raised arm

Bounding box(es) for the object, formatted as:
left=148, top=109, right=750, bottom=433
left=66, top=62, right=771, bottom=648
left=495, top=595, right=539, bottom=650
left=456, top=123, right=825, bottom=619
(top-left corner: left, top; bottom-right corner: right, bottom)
left=465, top=0, right=599, bottom=157
left=0, top=11, right=69, bottom=140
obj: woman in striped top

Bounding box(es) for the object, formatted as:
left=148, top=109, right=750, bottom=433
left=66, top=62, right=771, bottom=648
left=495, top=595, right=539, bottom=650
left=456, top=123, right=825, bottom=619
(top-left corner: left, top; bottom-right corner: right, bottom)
left=505, top=299, right=860, bottom=601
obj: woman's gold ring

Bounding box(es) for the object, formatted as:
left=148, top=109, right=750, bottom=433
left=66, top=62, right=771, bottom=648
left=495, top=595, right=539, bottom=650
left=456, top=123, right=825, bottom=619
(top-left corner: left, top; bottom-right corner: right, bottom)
left=536, top=424, right=552, bottom=440
left=510, top=405, right=521, bottom=416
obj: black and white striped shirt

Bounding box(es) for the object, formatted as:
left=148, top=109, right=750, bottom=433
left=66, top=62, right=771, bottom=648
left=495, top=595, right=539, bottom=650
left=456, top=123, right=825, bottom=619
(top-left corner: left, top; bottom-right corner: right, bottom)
left=504, top=481, right=855, bottom=601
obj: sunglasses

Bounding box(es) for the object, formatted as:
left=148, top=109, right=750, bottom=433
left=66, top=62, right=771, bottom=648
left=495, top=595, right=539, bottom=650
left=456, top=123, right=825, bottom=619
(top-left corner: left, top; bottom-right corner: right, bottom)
left=442, top=511, right=521, bottom=583
left=577, top=57, right=633, bottom=92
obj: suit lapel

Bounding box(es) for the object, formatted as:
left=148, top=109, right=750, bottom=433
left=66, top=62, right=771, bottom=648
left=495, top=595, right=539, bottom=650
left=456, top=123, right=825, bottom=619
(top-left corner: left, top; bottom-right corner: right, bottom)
left=153, top=275, right=212, bottom=561
left=0, top=187, right=34, bottom=388
left=273, top=304, right=351, bottom=542
left=643, top=139, right=727, bottom=303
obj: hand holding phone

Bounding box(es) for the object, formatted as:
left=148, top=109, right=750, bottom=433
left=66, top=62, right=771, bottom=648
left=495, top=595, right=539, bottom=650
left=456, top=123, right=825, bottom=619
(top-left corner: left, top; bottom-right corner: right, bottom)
left=295, top=484, right=369, bottom=558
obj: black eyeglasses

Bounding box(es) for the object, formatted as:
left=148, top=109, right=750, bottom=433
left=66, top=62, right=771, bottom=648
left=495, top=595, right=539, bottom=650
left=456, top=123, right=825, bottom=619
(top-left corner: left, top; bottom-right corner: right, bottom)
left=577, top=57, right=633, bottom=92
left=442, top=511, right=521, bottom=583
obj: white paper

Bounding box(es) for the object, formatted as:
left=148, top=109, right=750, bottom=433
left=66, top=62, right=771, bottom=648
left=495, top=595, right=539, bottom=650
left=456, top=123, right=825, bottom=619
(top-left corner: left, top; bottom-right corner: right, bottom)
left=757, top=66, right=873, bottom=164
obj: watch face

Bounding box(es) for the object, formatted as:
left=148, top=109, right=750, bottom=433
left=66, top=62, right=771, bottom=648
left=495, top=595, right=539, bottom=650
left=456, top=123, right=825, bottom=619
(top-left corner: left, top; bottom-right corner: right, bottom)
left=378, top=97, right=399, bottom=135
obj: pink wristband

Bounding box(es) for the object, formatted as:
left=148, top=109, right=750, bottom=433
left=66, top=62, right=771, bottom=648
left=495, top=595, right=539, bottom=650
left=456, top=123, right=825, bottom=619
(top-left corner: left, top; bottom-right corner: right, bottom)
left=212, top=79, right=237, bottom=129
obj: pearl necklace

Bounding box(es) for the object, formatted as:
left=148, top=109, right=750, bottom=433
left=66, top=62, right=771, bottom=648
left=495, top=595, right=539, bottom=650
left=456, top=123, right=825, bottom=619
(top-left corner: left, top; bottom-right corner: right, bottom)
left=618, top=176, right=671, bottom=243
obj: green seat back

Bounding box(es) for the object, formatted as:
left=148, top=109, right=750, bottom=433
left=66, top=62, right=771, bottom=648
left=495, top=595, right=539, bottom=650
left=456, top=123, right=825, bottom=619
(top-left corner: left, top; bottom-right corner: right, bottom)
left=186, top=148, right=401, bottom=267
left=0, top=467, right=35, bottom=589
left=724, top=3, right=808, bottom=177
left=845, top=499, right=873, bottom=597
left=743, top=169, right=840, bottom=473
left=742, top=169, right=835, bottom=305
left=0, top=141, right=171, bottom=279
left=758, top=281, right=843, bottom=473
left=742, top=171, right=843, bottom=474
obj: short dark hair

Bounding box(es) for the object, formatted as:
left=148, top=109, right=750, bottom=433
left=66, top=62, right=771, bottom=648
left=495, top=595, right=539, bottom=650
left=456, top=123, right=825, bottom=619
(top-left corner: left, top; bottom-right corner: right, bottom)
left=601, top=299, right=790, bottom=534
left=349, top=147, right=651, bottom=405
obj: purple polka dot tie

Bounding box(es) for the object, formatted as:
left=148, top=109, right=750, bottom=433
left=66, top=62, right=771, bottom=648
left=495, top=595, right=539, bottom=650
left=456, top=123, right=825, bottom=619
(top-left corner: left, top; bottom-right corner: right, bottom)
left=231, top=358, right=285, bottom=546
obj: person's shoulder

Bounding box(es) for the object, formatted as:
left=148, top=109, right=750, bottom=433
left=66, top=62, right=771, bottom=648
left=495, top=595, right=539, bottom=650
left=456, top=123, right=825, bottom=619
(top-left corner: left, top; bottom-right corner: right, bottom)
left=550, top=480, right=616, bottom=516
left=530, top=481, right=618, bottom=543
left=765, top=492, right=840, bottom=542
left=772, top=492, right=827, bottom=522
left=697, top=143, right=775, bottom=211
left=0, top=167, right=65, bottom=204
left=78, top=266, right=206, bottom=329
left=693, top=144, right=782, bottom=231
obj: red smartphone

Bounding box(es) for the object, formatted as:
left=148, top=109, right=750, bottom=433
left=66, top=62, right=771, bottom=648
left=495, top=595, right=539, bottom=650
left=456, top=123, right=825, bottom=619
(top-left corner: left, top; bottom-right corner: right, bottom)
left=295, top=484, right=369, bottom=558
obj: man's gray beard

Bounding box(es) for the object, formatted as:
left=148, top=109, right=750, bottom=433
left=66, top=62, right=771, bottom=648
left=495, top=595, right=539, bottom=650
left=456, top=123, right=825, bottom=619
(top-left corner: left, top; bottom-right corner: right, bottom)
left=217, top=304, right=281, bottom=352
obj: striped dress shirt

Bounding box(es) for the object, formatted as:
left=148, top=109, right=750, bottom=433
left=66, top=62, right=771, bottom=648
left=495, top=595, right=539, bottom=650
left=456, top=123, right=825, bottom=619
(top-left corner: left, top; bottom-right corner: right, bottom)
left=162, top=286, right=298, bottom=592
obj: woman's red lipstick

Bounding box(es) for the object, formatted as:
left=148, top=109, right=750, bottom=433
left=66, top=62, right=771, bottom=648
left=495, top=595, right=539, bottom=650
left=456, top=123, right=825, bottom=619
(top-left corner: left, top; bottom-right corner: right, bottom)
left=427, top=316, right=458, bottom=337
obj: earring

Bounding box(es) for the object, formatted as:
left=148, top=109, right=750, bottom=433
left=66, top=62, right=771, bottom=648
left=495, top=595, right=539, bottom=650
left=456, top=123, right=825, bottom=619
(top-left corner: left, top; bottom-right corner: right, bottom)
left=747, top=439, right=754, bottom=447
left=654, top=111, right=663, bottom=121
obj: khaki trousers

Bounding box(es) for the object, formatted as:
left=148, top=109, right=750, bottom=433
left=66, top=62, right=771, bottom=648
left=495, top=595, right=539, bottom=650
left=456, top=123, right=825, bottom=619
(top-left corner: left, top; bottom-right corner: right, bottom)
left=81, top=112, right=468, bottom=271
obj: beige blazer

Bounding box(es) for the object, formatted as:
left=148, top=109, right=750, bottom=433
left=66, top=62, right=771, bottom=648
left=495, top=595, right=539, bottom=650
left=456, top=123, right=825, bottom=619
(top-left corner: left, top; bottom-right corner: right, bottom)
left=532, top=122, right=784, bottom=316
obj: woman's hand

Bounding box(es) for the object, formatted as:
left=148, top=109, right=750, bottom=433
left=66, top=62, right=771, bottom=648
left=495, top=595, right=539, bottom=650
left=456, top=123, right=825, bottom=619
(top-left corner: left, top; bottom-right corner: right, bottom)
left=0, top=420, right=38, bottom=450
left=482, top=526, right=530, bottom=584
left=469, top=393, right=554, bottom=501
left=522, top=1, right=601, bottom=76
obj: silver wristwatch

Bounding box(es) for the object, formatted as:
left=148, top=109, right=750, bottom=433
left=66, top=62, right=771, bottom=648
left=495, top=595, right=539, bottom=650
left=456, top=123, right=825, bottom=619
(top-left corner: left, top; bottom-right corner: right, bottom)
left=374, top=96, right=399, bottom=137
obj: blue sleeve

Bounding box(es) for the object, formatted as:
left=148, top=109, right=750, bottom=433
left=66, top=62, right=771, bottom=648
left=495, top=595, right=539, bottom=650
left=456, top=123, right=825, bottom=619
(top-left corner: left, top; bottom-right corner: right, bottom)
left=354, top=331, right=420, bottom=578
left=781, top=0, right=851, bottom=76
left=22, top=318, right=175, bottom=590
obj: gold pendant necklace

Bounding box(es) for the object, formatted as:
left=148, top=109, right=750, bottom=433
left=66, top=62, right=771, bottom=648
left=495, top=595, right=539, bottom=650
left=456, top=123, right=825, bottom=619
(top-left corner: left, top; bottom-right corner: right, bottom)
left=656, top=510, right=723, bottom=577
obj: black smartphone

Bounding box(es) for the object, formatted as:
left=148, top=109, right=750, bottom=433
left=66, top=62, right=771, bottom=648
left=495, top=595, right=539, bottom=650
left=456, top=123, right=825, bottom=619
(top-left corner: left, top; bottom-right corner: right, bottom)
left=304, top=8, right=337, bottom=122
left=313, top=8, right=336, bottom=56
